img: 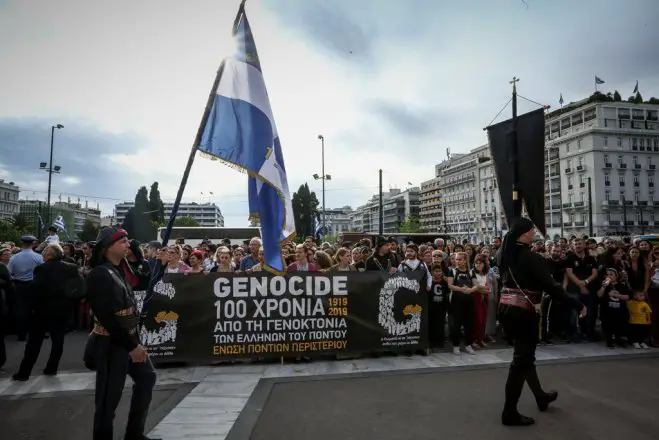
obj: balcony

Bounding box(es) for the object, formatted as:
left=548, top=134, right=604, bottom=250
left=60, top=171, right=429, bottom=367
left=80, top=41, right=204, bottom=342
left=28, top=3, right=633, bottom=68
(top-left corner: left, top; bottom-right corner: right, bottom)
left=635, top=164, right=642, bottom=169
left=574, top=202, right=585, bottom=207
left=639, top=221, right=649, bottom=226
left=562, top=203, right=572, bottom=208
left=604, top=163, right=612, bottom=168
left=625, top=221, right=634, bottom=226
left=575, top=221, right=585, bottom=227
left=565, top=168, right=573, bottom=173
left=577, top=165, right=585, bottom=172
left=608, top=220, right=621, bottom=226
left=624, top=200, right=633, bottom=206
left=638, top=201, right=648, bottom=206
left=650, top=165, right=656, bottom=170
left=563, top=222, right=573, bottom=227
left=618, top=163, right=627, bottom=169
left=580, top=183, right=586, bottom=188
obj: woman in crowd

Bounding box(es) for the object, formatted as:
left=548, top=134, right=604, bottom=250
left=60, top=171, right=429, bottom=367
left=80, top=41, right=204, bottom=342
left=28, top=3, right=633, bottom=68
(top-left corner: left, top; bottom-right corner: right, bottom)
left=597, top=268, right=630, bottom=348
left=165, top=245, right=191, bottom=273
left=211, top=247, right=234, bottom=273
left=249, top=247, right=265, bottom=272
left=625, top=246, right=648, bottom=294
left=471, top=254, right=491, bottom=349
left=314, top=250, right=333, bottom=271
left=330, top=248, right=357, bottom=271
left=188, top=250, right=205, bottom=273
left=447, top=251, right=477, bottom=355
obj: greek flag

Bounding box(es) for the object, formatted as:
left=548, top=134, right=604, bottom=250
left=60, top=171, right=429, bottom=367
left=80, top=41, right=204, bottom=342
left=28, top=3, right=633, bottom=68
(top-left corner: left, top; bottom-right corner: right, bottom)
left=314, top=216, right=322, bottom=239
left=54, top=215, right=66, bottom=231
left=595, top=76, right=605, bottom=85
left=198, top=3, right=295, bottom=274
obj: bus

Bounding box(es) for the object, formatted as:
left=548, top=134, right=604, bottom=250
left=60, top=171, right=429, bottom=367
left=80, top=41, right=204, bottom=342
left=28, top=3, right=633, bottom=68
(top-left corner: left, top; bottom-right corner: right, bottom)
left=156, top=227, right=261, bottom=247
left=338, top=232, right=452, bottom=247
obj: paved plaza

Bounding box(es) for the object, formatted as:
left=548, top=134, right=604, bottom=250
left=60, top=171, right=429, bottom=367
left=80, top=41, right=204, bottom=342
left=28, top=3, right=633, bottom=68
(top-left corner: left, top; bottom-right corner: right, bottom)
left=1, top=333, right=658, bottom=439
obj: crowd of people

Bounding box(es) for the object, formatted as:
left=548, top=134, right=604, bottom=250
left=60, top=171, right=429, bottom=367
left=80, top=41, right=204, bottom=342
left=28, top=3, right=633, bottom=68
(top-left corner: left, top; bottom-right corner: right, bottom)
left=1, top=230, right=657, bottom=376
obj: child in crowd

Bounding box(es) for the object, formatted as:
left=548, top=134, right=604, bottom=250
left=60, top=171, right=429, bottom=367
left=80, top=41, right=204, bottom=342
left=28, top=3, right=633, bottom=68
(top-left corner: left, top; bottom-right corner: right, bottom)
left=428, top=263, right=449, bottom=349
left=597, top=268, right=630, bottom=348
left=627, top=291, right=652, bottom=349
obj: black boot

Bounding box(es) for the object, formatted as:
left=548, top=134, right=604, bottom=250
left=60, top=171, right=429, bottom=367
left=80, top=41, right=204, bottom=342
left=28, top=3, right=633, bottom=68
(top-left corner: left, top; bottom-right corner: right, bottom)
left=501, top=367, right=535, bottom=426
left=526, top=366, right=558, bottom=412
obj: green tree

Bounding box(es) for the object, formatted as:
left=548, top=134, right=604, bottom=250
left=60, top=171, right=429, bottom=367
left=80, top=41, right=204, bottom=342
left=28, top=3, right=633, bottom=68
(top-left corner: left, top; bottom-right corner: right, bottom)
left=613, top=90, right=622, bottom=101
left=11, top=213, right=30, bottom=234
left=79, top=219, right=100, bottom=242
left=148, top=181, right=165, bottom=223
left=173, top=216, right=200, bottom=227
left=628, top=92, right=643, bottom=104
left=399, top=215, right=421, bottom=233
left=291, top=183, right=319, bottom=238
left=0, top=219, right=21, bottom=243
left=648, top=97, right=659, bottom=105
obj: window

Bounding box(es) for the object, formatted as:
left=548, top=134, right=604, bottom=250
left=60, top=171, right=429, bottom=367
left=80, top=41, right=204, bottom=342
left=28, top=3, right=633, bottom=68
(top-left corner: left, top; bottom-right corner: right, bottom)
left=580, top=192, right=586, bottom=202
left=569, top=213, right=575, bottom=223
left=634, top=191, right=640, bottom=202
left=604, top=136, right=609, bottom=146
left=632, top=138, right=638, bottom=149
left=603, top=154, right=609, bottom=164
left=568, top=193, right=573, bottom=204
left=619, top=174, right=625, bottom=185
left=617, top=137, right=622, bottom=147
left=649, top=157, right=654, bottom=166
left=567, top=158, right=572, bottom=169
left=633, top=156, right=638, bottom=166
left=636, top=211, right=642, bottom=222
left=568, top=176, right=574, bottom=186
left=578, top=139, right=582, bottom=150
left=605, top=190, right=611, bottom=201
left=640, top=138, right=646, bottom=149
left=604, top=174, right=610, bottom=185
left=566, top=142, right=571, bottom=153
left=578, top=156, right=584, bottom=167
left=634, top=173, right=640, bottom=186
left=618, top=155, right=624, bottom=165
left=650, top=175, right=655, bottom=185
left=620, top=191, right=626, bottom=203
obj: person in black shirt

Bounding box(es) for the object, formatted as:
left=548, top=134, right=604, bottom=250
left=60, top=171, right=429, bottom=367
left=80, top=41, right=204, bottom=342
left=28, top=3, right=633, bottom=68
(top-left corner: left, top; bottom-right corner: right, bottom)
left=84, top=227, right=159, bottom=440
left=364, top=237, right=396, bottom=274
left=428, top=263, right=449, bottom=349
left=497, top=218, right=585, bottom=427
left=565, top=238, right=599, bottom=341
left=597, top=268, right=630, bottom=348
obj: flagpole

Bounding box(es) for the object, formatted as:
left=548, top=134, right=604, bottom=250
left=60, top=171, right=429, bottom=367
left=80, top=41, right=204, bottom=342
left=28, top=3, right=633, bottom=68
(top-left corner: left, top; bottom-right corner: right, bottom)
left=510, top=76, right=521, bottom=218
left=160, top=1, right=246, bottom=247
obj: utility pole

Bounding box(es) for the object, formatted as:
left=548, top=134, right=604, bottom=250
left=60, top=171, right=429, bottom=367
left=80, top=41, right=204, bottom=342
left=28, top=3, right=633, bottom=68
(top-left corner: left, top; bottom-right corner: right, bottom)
left=314, top=135, right=331, bottom=236
left=622, top=195, right=628, bottom=232
left=378, top=169, right=383, bottom=235
left=510, top=77, right=521, bottom=218
left=46, top=124, right=64, bottom=228
left=587, top=177, right=594, bottom=236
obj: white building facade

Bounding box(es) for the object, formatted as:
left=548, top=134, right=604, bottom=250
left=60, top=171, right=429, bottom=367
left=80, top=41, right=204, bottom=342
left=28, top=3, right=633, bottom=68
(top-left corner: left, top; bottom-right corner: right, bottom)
left=546, top=99, right=659, bottom=238
left=0, top=179, right=20, bottom=221
left=114, top=202, right=225, bottom=227
left=350, top=188, right=420, bottom=234
left=318, top=206, right=353, bottom=237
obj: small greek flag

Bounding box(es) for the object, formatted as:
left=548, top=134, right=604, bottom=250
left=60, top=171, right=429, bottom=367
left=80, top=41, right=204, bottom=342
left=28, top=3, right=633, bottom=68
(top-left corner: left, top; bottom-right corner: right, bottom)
left=595, top=76, right=605, bottom=85
left=559, top=93, right=564, bottom=105
left=54, top=215, right=66, bottom=231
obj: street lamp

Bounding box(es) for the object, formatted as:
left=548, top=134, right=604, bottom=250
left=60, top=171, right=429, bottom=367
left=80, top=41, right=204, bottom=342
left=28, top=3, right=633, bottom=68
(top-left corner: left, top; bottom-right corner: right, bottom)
left=314, top=135, right=331, bottom=234
left=41, top=124, right=64, bottom=229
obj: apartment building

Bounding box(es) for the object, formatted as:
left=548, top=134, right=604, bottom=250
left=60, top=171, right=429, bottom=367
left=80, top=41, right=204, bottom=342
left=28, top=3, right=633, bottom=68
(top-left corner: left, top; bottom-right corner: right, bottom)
left=115, top=202, right=225, bottom=227
left=350, top=188, right=420, bottom=233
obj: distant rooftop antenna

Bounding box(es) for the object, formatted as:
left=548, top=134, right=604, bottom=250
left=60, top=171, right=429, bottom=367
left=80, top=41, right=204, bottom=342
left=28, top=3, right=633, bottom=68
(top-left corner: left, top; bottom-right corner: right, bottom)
left=446, top=148, right=451, bottom=160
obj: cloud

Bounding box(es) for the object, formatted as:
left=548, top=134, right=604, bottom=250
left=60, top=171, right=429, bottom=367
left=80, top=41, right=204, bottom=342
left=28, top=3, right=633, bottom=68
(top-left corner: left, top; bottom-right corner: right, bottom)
left=263, top=0, right=376, bottom=64
left=366, top=99, right=444, bottom=139
left=0, top=117, right=146, bottom=212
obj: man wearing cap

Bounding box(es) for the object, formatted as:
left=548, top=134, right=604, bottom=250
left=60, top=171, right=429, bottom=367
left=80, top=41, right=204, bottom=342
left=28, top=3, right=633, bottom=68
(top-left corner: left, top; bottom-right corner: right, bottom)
left=84, top=226, right=158, bottom=440
left=7, top=235, right=43, bottom=341
left=365, top=236, right=397, bottom=273
left=397, top=244, right=432, bottom=290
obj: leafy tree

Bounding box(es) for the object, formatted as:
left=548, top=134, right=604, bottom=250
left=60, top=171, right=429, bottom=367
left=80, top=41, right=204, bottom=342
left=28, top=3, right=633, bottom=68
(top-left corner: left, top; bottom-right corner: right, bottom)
left=11, top=213, right=30, bottom=234
left=648, top=97, right=659, bottom=105
left=148, top=181, right=165, bottom=223
left=0, top=219, right=21, bottom=243
left=79, top=219, right=100, bottom=242
left=399, top=215, right=421, bottom=233
left=291, top=183, right=319, bottom=238
left=613, top=90, right=622, bottom=101
left=628, top=92, right=643, bottom=104
left=173, top=216, right=200, bottom=227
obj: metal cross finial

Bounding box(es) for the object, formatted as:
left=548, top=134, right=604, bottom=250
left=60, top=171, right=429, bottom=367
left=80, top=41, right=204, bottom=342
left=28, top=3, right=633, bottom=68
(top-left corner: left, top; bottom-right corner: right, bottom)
left=510, top=76, right=520, bottom=92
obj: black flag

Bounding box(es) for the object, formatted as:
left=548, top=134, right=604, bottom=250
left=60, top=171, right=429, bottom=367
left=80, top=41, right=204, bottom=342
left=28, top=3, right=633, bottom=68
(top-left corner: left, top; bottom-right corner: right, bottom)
left=486, top=108, right=546, bottom=235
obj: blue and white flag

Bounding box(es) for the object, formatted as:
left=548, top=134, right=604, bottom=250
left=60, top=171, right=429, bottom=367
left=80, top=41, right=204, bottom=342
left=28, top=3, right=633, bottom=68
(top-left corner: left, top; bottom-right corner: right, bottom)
left=314, top=215, right=322, bottom=239
left=54, top=215, right=66, bottom=231
left=198, top=4, right=295, bottom=273
left=595, top=76, right=605, bottom=85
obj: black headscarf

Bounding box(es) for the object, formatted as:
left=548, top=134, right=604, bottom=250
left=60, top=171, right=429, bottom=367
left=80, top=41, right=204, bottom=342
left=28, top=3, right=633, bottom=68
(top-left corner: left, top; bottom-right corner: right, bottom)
left=498, top=217, right=535, bottom=273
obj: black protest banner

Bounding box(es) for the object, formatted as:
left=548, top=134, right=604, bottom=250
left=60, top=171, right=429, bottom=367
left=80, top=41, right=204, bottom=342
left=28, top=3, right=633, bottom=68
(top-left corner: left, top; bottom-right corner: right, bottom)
left=140, top=271, right=428, bottom=363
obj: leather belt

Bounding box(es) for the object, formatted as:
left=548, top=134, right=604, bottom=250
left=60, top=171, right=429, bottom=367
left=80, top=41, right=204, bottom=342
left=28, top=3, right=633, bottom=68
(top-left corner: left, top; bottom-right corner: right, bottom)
left=500, top=287, right=543, bottom=312
left=91, top=307, right=139, bottom=336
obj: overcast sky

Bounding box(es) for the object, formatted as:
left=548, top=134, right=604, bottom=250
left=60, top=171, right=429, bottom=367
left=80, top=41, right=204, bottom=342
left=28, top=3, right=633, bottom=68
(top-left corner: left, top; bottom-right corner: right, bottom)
left=1, top=0, right=658, bottom=227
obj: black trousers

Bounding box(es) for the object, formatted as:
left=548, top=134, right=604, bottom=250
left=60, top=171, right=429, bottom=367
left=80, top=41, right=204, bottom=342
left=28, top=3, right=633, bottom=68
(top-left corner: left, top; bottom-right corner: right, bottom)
left=499, top=304, right=546, bottom=414
left=428, top=301, right=447, bottom=348
left=8, top=281, right=31, bottom=340
left=601, top=308, right=628, bottom=343
left=628, top=324, right=650, bottom=344
left=449, top=293, right=474, bottom=347
left=17, top=318, right=65, bottom=377
left=86, top=334, right=157, bottom=440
